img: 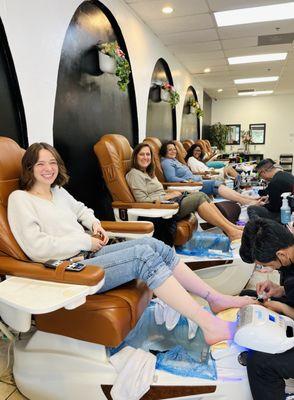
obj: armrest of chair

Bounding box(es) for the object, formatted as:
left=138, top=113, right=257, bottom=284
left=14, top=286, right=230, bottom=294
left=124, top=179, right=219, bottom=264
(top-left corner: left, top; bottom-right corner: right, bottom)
left=162, top=182, right=202, bottom=187
left=0, top=256, right=104, bottom=287
left=101, top=221, right=154, bottom=234
left=111, top=201, right=178, bottom=219
left=112, top=201, right=178, bottom=209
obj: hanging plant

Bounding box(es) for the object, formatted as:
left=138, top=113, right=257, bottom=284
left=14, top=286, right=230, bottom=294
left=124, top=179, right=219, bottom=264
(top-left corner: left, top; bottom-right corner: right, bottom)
left=161, top=82, right=180, bottom=108
left=187, top=97, right=204, bottom=117
left=98, top=41, right=131, bottom=92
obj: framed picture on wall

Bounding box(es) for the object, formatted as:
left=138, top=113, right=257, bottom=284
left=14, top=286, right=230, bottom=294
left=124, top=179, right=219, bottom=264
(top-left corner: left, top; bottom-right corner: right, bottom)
left=226, top=124, right=241, bottom=145
left=249, top=123, right=266, bottom=144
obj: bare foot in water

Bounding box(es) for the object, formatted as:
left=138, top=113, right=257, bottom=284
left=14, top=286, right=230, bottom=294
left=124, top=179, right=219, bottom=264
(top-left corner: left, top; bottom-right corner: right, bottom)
left=202, top=317, right=237, bottom=345
left=228, top=229, right=242, bottom=242
left=208, top=294, right=256, bottom=314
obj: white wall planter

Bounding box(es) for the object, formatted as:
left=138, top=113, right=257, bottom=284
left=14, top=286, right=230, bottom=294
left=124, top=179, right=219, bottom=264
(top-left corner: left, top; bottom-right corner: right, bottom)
left=160, top=88, right=170, bottom=102
left=98, top=51, right=116, bottom=74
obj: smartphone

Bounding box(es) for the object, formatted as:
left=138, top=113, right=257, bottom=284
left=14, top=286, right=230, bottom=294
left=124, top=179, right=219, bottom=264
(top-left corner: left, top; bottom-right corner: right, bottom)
left=160, top=200, right=174, bottom=204
left=44, top=259, right=85, bottom=272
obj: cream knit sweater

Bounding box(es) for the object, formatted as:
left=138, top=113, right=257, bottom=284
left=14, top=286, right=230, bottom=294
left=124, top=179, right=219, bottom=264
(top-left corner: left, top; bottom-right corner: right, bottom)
left=8, top=186, right=98, bottom=262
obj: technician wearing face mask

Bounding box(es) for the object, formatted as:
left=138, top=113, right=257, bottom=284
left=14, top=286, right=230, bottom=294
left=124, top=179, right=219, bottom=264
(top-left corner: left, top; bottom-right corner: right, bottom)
left=240, top=217, right=294, bottom=400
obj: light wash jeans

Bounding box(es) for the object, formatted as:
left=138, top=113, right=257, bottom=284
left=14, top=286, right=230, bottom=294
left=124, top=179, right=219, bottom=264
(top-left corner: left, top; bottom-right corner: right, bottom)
left=82, top=237, right=180, bottom=293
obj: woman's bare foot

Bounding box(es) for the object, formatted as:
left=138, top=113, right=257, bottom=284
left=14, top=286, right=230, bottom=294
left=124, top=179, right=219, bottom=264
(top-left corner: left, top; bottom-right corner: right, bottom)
left=227, top=229, right=242, bottom=241
left=202, top=317, right=237, bottom=345
left=208, top=294, right=256, bottom=314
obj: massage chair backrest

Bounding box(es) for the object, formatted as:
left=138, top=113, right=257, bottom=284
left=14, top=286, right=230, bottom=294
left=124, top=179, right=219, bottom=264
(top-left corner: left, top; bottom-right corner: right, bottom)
left=94, top=134, right=135, bottom=203
left=0, top=137, right=27, bottom=261
left=182, top=139, right=194, bottom=151
left=143, top=137, right=165, bottom=182
left=174, top=140, right=187, bottom=165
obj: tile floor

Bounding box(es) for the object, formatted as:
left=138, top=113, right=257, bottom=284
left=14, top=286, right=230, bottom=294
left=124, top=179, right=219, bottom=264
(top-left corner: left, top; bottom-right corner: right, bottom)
left=0, top=382, right=27, bottom=400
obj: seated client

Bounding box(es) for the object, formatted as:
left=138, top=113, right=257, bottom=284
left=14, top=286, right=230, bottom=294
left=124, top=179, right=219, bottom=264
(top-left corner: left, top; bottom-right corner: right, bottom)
left=160, top=141, right=262, bottom=206
left=126, top=143, right=243, bottom=241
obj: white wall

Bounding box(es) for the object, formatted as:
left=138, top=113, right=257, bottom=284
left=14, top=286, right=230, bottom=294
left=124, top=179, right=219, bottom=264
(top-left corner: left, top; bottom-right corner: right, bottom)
left=212, top=94, right=294, bottom=162
left=0, top=0, right=203, bottom=144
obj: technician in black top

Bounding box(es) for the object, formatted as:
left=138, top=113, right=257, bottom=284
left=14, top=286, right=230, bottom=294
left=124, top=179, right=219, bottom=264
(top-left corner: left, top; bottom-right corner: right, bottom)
left=247, top=159, right=294, bottom=221
left=240, top=218, right=294, bottom=400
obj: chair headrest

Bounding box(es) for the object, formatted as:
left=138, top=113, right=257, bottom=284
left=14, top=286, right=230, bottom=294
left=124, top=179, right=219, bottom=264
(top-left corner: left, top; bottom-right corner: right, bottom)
left=94, top=134, right=134, bottom=202
left=174, top=141, right=187, bottom=165
left=143, top=137, right=165, bottom=182
left=0, top=137, right=27, bottom=260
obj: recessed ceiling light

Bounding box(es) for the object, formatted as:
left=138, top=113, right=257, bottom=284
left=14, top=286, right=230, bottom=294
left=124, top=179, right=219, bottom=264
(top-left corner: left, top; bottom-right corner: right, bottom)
left=204, top=68, right=211, bottom=73
left=217, top=89, right=223, bottom=92
left=238, top=90, right=273, bottom=96
left=162, top=6, right=174, bottom=14
left=234, top=76, right=279, bottom=84
left=214, top=2, right=294, bottom=27
left=228, top=53, right=287, bottom=65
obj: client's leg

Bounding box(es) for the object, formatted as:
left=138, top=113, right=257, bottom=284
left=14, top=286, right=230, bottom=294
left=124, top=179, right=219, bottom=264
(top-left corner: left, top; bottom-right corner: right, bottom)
left=224, top=165, right=238, bottom=179
left=86, top=238, right=240, bottom=344
left=172, top=260, right=255, bottom=313
left=197, top=201, right=242, bottom=241
left=218, top=184, right=261, bottom=206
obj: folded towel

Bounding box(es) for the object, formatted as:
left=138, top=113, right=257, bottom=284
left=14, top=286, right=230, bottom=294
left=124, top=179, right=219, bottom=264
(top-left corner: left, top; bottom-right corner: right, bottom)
left=110, top=346, right=156, bottom=400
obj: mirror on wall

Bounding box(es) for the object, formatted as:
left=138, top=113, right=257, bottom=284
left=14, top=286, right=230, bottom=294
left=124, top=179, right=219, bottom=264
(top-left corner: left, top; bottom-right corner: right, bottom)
left=180, top=86, right=200, bottom=141
left=226, top=124, right=241, bottom=145
left=0, top=19, right=27, bottom=147
left=146, top=58, right=176, bottom=141
left=53, top=0, right=138, bottom=220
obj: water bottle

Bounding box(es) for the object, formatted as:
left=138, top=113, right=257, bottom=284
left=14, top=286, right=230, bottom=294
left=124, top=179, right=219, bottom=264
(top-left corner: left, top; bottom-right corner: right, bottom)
left=281, top=192, right=291, bottom=224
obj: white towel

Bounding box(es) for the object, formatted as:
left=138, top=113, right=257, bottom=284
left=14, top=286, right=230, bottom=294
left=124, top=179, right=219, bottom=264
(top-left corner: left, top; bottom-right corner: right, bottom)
left=153, top=298, right=198, bottom=339
left=110, top=346, right=156, bottom=400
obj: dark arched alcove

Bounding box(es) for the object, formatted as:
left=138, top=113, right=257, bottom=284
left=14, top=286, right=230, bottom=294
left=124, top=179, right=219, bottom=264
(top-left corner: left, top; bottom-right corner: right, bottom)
left=53, top=0, right=138, bottom=220
left=146, top=58, right=176, bottom=141
left=180, top=86, right=200, bottom=141
left=0, top=19, right=27, bottom=147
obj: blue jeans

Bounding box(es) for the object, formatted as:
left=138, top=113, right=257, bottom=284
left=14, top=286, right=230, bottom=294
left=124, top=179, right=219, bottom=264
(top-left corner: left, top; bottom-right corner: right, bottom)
left=200, top=180, right=222, bottom=196
left=82, top=237, right=180, bottom=293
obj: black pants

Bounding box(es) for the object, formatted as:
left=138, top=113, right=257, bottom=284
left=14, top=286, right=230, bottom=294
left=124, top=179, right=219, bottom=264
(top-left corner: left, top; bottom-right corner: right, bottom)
left=247, top=348, right=294, bottom=400
left=247, top=205, right=280, bottom=222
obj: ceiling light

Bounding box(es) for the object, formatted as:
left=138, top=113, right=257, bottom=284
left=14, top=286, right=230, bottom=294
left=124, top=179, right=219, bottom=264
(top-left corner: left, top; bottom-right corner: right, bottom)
left=204, top=68, right=211, bottom=73
left=238, top=90, right=273, bottom=96
left=214, top=2, right=294, bottom=27
left=162, top=6, right=174, bottom=14
left=228, top=53, right=287, bottom=64
left=234, top=76, right=279, bottom=84
left=217, top=89, right=223, bottom=92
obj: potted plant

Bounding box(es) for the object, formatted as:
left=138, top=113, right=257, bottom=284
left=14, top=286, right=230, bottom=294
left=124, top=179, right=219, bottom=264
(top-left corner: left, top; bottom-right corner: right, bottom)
left=187, top=97, right=204, bottom=117
left=161, top=82, right=180, bottom=108
left=209, top=122, right=230, bottom=152
left=241, top=130, right=253, bottom=153
left=97, top=41, right=131, bottom=92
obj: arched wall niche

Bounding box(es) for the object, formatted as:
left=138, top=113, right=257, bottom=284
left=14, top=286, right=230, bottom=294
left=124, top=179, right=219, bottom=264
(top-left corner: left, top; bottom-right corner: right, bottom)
left=53, top=0, right=138, bottom=220
left=146, top=58, right=176, bottom=142
left=180, top=86, right=200, bottom=141
left=0, top=18, right=27, bottom=147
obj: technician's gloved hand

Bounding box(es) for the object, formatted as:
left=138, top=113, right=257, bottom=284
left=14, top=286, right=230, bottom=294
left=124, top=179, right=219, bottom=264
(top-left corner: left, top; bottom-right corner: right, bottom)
left=256, top=280, right=285, bottom=301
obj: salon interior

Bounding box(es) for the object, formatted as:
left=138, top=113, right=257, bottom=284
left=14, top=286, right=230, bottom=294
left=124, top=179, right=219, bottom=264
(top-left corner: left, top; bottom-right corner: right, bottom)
left=0, top=0, right=294, bottom=399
